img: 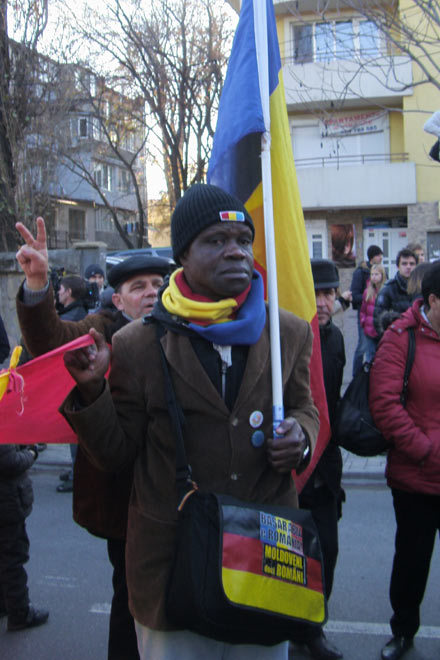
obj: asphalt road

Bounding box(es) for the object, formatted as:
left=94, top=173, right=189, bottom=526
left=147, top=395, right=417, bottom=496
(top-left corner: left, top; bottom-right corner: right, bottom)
left=1, top=468, right=439, bottom=660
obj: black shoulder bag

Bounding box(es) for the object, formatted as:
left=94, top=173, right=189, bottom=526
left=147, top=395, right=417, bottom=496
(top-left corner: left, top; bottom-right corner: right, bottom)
left=155, top=324, right=327, bottom=646
left=334, top=327, right=415, bottom=457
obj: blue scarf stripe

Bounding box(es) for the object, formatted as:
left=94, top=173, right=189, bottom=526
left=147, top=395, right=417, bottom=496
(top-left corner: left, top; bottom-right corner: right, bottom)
left=187, top=271, right=266, bottom=345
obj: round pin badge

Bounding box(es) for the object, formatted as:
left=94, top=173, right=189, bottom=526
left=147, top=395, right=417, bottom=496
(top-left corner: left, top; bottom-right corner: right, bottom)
left=251, top=430, right=265, bottom=448
left=249, top=410, right=263, bottom=428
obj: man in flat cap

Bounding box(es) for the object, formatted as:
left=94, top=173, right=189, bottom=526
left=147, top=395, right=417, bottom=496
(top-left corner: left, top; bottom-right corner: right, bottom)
left=290, top=259, right=345, bottom=660
left=60, top=183, right=319, bottom=659
left=15, top=218, right=172, bottom=660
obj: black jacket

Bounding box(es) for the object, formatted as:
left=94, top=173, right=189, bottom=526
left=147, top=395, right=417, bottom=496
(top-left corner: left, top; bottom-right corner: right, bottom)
left=301, top=321, right=345, bottom=498
left=373, top=272, right=412, bottom=336
left=59, top=300, right=89, bottom=321
left=0, top=445, right=35, bottom=526
left=350, top=263, right=371, bottom=310
left=0, top=314, right=10, bottom=363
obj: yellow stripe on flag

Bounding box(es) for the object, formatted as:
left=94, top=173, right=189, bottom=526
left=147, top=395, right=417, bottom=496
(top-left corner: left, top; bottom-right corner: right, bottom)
left=222, top=566, right=326, bottom=624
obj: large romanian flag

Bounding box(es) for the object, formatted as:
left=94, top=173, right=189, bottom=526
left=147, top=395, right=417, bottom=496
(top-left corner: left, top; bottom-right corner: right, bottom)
left=207, top=0, right=330, bottom=491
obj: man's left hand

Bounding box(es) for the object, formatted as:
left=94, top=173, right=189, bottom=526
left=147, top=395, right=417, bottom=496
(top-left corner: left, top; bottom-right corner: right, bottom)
left=266, top=417, right=307, bottom=473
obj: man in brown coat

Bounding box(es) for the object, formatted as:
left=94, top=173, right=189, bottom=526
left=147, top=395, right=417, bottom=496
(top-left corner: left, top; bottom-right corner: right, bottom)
left=15, top=218, right=171, bottom=660
left=60, top=183, right=320, bottom=660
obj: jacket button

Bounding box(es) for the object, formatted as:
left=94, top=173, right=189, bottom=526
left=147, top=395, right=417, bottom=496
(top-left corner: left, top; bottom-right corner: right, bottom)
left=231, top=418, right=239, bottom=427
left=230, top=472, right=238, bottom=481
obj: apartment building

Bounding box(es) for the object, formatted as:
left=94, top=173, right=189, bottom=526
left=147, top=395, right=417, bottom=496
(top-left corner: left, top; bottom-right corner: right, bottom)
left=15, top=52, right=147, bottom=251
left=228, top=1, right=440, bottom=279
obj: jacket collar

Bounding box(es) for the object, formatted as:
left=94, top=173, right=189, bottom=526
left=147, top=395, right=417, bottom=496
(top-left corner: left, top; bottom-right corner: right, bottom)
left=157, top=310, right=270, bottom=414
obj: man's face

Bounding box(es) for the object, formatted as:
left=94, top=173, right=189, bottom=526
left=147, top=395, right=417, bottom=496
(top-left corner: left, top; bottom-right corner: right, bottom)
left=58, top=284, right=71, bottom=307
left=88, top=273, right=105, bottom=291
left=180, top=222, right=254, bottom=300
left=112, top=272, right=164, bottom=319
left=370, top=253, right=383, bottom=265
left=398, top=256, right=417, bottom=279
left=315, top=288, right=336, bottom=327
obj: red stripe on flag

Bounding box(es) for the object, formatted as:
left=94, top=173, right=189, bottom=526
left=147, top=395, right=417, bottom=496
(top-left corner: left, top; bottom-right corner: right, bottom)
left=294, top=314, right=331, bottom=492
left=223, top=532, right=324, bottom=593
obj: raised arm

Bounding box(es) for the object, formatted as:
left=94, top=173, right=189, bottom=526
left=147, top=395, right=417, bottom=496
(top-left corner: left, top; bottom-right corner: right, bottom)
left=15, top=218, right=110, bottom=357
left=15, top=217, right=49, bottom=291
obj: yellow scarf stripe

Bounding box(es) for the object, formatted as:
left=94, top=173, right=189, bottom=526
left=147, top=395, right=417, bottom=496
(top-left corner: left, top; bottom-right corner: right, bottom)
left=161, top=269, right=238, bottom=324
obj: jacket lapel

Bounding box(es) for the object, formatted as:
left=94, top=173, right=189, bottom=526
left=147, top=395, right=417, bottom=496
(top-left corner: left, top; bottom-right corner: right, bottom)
left=160, top=331, right=229, bottom=414
left=233, top=318, right=270, bottom=412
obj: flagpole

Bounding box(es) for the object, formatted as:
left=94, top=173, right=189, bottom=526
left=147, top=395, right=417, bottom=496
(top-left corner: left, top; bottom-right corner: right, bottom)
left=253, top=0, right=284, bottom=431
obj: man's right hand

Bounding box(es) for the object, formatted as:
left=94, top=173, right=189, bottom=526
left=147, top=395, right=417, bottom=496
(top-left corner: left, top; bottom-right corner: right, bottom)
left=63, top=328, right=110, bottom=406
left=16, top=217, right=49, bottom=291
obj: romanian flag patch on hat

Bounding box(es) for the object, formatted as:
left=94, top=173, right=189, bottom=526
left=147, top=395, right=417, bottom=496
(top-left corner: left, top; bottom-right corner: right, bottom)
left=219, top=210, right=245, bottom=222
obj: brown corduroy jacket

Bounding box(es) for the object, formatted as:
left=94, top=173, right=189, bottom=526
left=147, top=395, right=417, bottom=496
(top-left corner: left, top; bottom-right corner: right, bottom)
left=61, top=308, right=319, bottom=630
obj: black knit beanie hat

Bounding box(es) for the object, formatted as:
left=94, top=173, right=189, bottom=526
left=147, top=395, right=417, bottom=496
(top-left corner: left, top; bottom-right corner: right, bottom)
left=171, top=183, right=255, bottom=263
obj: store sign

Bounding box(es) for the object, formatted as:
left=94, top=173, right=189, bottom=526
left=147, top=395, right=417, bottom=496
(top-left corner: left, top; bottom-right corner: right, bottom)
left=320, top=111, right=387, bottom=137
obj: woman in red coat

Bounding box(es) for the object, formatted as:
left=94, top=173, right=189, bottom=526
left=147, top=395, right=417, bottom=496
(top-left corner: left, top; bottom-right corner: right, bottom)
left=370, top=261, right=440, bottom=660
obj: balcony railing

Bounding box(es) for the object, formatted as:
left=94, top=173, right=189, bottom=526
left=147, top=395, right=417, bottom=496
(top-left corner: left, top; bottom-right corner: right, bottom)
left=294, top=152, right=409, bottom=169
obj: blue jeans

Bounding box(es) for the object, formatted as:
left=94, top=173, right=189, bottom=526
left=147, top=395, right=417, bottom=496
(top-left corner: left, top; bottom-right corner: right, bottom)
left=364, top=335, right=379, bottom=364
left=352, top=313, right=369, bottom=376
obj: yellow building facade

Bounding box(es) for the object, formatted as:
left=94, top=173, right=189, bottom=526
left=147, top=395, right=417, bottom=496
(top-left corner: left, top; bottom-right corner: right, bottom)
left=228, top=0, right=440, bottom=281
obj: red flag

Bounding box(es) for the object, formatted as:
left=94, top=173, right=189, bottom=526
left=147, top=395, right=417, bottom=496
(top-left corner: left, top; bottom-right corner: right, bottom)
left=0, top=335, right=94, bottom=445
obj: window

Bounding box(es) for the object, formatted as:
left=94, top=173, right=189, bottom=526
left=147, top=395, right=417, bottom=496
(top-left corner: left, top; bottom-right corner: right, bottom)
left=119, top=169, right=132, bottom=193
left=123, top=131, right=136, bottom=152
left=79, top=117, right=88, bottom=138
left=359, top=21, right=380, bottom=58
left=427, top=231, right=440, bottom=261
left=311, top=234, right=324, bottom=259
left=95, top=163, right=114, bottom=191
left=305, top=221, right=327, bottom=259
left=315, top=23, right=333, bottom=62
left=291, top=111, right=389, bottom=168
left=335, top=22, right=354, bottom=60
left=91, top=117, right=101, bottom=141
left=291, top=19, right=380, bottom=64
left=95, top=209, right=113, bottom=232
left=68, top=209, right=85, bottom=240
left=292, top=24, right=313, bottom=63
left=103, top=99, right=111, bottom=119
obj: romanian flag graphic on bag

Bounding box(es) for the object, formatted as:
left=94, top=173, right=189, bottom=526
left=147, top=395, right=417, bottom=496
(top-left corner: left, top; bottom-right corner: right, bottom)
left=166, top=492, right=327, bottom=646
left=207, top=0, right=330, bottom=491
left=220, top=496, right=326, bottom=624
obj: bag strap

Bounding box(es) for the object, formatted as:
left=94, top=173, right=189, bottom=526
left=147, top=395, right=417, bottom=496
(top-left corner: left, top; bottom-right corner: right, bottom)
left=154, top=322, right=194, bottom=498
left=400, top=327, right=416, bottom=406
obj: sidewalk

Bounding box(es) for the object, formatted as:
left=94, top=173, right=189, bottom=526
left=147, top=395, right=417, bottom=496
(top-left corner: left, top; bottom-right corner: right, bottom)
left=35, top=306, right=385, bottom=483
left=35, top=445, right=387, bottom=484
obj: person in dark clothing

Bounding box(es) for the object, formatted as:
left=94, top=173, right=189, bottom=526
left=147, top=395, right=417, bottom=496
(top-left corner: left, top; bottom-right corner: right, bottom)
left=373, top=249, right=417, bottom=337
left=0, top=443, right=49, bottom=631
left=0, top=314, right=10, bottom=364
left=15, top=217, right=172, bottom=660
left=57, top=275, right=89, bottom=322
left=56, top=276, right=90, bottom=492
left=290, top=259, right=345, bottom=660
left=350, top=245, right=383, bottom=376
